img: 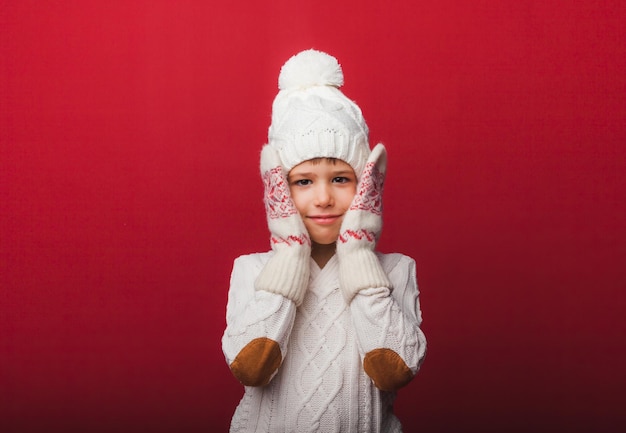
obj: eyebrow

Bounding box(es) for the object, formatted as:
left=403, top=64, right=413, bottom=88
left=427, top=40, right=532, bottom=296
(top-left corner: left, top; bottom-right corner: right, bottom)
left=331, top=170, right=355, bottom=176
left=289, top=169, right=354, bottom=178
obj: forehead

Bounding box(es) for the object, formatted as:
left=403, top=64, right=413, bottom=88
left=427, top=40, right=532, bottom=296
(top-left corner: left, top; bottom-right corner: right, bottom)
left=289, top=158, right=355, bottom=176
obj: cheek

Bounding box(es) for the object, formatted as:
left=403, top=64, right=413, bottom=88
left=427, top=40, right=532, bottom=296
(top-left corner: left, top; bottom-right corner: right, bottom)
left=340, top=188, right=357, bottom=210
left=289, top=187, right=308, bottom=215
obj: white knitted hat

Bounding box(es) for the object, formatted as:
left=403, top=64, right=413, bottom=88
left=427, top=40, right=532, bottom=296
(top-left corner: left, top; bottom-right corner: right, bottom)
left=268, top=49, right=371, bottom=176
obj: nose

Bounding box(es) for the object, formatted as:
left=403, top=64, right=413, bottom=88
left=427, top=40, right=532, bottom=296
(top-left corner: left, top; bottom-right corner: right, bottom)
left=313, top=184, right=333, bottom=207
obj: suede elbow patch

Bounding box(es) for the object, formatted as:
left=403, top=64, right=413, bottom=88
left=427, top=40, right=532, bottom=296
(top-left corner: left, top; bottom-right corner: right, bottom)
left=363, top=348, right=414, bottom=392
left=230, top=337, right=282, bottom=387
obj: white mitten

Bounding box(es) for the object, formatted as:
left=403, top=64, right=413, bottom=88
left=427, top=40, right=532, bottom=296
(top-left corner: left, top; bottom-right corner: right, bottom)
left=254, top=145, right=311, bottom=306
left=336, top=143, right=392, bottom=303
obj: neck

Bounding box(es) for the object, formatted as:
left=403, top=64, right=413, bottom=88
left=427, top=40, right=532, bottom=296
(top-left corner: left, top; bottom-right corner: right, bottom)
left=311, top=242, right=336, bottom=268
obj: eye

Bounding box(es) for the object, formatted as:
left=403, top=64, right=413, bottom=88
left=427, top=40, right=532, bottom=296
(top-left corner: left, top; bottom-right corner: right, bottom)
left=292, top=179, right=312, bottom=186
left=332, top=176, right=352, bottom=184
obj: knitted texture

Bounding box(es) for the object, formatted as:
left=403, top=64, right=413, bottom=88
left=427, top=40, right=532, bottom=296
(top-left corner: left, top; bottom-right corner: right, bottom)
left=337, top=144, right=391, bottom=302
left=255, top=145, right=311, bottom=306
left=268, top=49, right=371, bottom=177
left=292, top=273, right=348, bottom=432
left=223, top=252, right=427, bottom=432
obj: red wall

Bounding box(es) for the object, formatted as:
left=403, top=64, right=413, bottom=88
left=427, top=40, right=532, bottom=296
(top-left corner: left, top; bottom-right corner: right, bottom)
left=1, top=1, right=625, bottom=432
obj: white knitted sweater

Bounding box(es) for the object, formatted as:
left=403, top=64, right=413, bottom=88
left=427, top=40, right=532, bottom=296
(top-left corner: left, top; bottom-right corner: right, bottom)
left=222, top=252, right=426, bottom=433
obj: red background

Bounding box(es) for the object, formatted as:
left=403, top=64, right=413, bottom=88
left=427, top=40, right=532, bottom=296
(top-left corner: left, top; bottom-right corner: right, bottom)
left=1, top=1, right=625, bottom=432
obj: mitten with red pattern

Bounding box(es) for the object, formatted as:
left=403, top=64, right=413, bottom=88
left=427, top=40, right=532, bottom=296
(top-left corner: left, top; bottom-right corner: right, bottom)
left=336, top=144, right=392, bottom=303
left=254, top=145, right=311, bottom=306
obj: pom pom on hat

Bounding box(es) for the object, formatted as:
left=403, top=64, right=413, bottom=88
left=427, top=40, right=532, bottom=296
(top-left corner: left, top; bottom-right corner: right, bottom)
left=268, top=49, right=371, bottom=177
left=278, top=49, right=344, bottom=91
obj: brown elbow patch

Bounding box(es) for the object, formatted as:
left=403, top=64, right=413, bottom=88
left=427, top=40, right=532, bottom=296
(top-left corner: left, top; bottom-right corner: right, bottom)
left=230, top=337, right=282, bottom=387
left=363, top=348, right=414, bottom=391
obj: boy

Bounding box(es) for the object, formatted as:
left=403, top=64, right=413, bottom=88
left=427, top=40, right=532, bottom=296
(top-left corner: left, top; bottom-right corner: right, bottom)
left=222, top=49, right=426, bottom=432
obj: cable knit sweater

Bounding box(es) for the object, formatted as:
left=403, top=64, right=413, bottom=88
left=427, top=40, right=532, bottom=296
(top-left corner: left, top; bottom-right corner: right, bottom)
left=222, top=251, right=426, bottom=433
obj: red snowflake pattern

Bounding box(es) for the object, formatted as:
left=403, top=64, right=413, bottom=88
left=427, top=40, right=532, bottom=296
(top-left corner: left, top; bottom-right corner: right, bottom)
left=263, top=166, right=297, bottom=219
left=271, top=234, right=310, bottom=246
left=338, top=229, right=376, bottom=244
left=350, top=162, right=384, bottom=215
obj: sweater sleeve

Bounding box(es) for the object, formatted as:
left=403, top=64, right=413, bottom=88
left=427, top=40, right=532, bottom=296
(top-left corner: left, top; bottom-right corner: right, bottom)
left=222, top=253, right=298, bottom=387
left=349, top=253, right=427, bottom=391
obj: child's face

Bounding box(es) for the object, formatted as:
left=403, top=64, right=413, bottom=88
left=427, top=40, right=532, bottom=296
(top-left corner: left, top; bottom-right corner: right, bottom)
left=288, top=158, right=357, bottom=245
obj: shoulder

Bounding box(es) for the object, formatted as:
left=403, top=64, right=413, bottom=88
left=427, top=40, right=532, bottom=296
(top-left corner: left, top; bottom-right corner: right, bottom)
left=376, top=252, right=416, bottom=274
left=376, top=252, right=418, bottom=294
left=227, top=252, right=273, bottom=299
left=232, top=251, right=274, bottom=268
left=229, top=252, right=273, bottom=279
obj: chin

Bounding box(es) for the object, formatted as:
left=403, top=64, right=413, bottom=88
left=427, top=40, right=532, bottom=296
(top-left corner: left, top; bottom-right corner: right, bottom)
left=313, top=239, right=337, bottom=246
left=311, top=234, right=339, bottom=246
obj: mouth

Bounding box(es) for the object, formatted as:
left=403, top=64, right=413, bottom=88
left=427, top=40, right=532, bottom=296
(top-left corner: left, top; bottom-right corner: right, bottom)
left=307, top=215, right=341, bottom=225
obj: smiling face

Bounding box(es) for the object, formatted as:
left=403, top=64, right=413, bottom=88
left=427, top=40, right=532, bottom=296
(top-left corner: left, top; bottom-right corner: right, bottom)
left=288, top=158, right=357, bottom=245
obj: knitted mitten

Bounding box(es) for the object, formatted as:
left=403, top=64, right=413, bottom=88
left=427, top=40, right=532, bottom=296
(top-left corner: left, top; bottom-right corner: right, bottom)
left=254, top=145, right=311, bottom=306
left=336, top=143, right=392, bottom=303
